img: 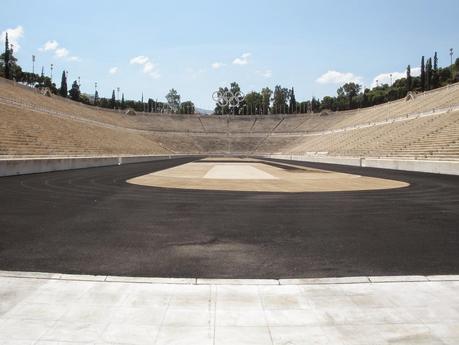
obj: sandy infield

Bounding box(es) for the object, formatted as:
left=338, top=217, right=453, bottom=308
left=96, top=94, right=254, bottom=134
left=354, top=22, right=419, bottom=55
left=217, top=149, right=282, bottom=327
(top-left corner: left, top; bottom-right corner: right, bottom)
left=127, top=158, right=409, bottom=192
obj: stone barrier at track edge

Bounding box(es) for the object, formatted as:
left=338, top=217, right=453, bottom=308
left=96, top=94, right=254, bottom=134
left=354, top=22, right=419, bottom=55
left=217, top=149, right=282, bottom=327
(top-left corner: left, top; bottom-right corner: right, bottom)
left=262, top=154, right=459, bottom=176
left=0, top=155, right=194, bottom=177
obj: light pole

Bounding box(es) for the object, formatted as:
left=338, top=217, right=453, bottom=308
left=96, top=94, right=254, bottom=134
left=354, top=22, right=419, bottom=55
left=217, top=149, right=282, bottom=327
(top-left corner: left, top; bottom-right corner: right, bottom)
left=50, top=64, right=54, bottom=82
left=390, top=73, right=393, bottom=86
left=450, top=48, right=454, bottom=79
left=78, top=76, right=81, bottom=87
left=32, top=55, right=35, bottom=74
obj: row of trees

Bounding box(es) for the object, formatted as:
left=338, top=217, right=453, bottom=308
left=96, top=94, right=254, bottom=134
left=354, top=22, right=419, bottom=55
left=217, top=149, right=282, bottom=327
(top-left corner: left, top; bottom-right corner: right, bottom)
left=1, top=31, right=458, bottom=116
left=0, top=32, right=195, bottom=114
left=214, top=52, right=459, bottom=115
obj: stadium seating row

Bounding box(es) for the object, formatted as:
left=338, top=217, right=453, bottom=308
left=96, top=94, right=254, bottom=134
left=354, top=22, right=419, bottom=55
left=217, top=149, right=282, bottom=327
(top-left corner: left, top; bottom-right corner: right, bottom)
left=0, top=78, right=458, bottom=159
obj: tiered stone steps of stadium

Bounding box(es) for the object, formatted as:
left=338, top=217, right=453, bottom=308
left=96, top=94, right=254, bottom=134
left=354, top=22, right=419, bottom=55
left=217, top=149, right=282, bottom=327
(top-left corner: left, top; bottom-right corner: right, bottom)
left=1, top=77, right=458, bottom=159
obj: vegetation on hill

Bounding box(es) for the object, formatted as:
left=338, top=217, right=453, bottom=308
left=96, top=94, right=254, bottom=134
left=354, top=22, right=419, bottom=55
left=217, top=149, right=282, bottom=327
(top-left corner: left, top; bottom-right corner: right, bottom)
left=215, top=53, right=459, bottom=115
left=1, top=32, right=457, bottom=116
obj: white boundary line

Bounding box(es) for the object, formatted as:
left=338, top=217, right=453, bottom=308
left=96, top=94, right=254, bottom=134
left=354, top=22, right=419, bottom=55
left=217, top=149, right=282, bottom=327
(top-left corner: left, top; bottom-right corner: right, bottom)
left=0, top=270, right=458, bottom=285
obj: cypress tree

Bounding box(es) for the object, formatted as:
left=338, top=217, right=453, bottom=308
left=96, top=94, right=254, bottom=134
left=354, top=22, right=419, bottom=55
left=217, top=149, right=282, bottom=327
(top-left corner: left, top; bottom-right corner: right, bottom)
left=110, top=90, right=116, bottom=109
left=289, top=87, right=296, bottom=114
left=59, top=71, right=68, bottom=97
left=121, top=93, right=125, bottom=109
left=426, top=58, right=432, bottom=90
left=4, top=32, right=10, bottom=79
left=432, top=52, right=439, bottom=88
left=406, top=65, right=412, bottom=92
left=420, top=56, right=426, bottom=91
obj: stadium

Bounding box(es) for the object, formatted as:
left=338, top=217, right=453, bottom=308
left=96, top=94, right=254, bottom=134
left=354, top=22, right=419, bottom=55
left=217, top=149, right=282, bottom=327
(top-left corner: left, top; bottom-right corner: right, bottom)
left=1, top=1, right=459, bottom=344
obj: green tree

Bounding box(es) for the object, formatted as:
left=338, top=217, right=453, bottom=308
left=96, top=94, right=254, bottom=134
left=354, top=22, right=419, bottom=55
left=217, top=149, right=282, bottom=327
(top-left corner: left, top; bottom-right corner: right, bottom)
left=244, top=91, right=263, bottom=115
left=69, top=80, right=80, bottom=101
left=260, top=87, right=272, bottom=114
left=1, top=33, right=22, bottom=80
left=406, top=65, right=412, bottom=91
left=214, top=82, right=244, bottom=115
left=110, top=90, right=116, bottom=108
left=94, top=90, right=99, bottom=105
left=179, top=101, right=195, bottom=114
left=420, top=56, right=425, bottom=91
left=289, top=87, right=296, bottom=114
left=121, top=93, right=125, bottom=109
left=426, top=57, right=432, bottom=90
left=321, top=96, right=336, bottom=111
left=3, top=32, right=10, bottom=79
left=166, top=88, right=181, bottom=112
left=311, top=97, right=321, bottom=113
left=59, top=71, right=68, bottom=97
left=342, top=82, right=361, bottom=109
left=272, top=85, right=289, bottom=114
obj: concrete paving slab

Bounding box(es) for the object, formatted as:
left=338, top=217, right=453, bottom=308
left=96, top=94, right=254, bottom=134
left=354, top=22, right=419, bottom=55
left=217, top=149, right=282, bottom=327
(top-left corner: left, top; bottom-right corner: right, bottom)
left=427, top=275, right=459, bottom=281
left=279, top=276, right=370, bottom=285
left=105, top=275, right=196, bottom=284
left=369, top=275, right=429, bottom=283
left=197, top=278, right=279, bottom=285
left=0, top=276, right=458, bottom=344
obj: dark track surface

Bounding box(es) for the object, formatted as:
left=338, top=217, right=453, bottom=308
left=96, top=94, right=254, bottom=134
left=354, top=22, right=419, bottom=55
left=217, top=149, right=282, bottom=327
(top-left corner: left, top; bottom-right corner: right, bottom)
left=1, top=157, right=458, bottom=279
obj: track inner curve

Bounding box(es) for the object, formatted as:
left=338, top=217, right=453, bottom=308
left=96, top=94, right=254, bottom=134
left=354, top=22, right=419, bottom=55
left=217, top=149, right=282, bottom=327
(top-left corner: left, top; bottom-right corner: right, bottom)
left=0, top=157, right=458, bottom=279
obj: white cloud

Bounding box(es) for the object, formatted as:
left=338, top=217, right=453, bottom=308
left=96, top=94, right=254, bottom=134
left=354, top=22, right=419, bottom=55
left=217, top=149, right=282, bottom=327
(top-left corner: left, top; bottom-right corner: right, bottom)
left=211, top=62, right=225, bottom=70
left=130, top=55, right=160, bottom=79
left=316, top=70, right=363, bottom=85
left=0, top=25, right=24, bottom=51
left=130, top=55, right=149, bottom=65
left=187, top=68, right=205, bottom=79
left=233, top=52, right=251, bottom=65
left=371, top=67, right=421, bottom=88
left=39, top=40, right=59, bottom=52
left=39, top=40, right=79, bottom=61
left=143, top=62, right=155, bottom=73
left=55, top=47, right=69, bottom=58
left=109, top=67, right=118, bottom=75
left=257, top=69, right=272, bottom=78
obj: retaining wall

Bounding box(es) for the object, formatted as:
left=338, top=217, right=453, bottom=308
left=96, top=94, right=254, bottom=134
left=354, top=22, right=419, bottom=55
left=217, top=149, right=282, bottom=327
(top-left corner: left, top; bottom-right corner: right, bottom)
left=0, top=155, right=191, bottom=177
left=263, top=154, right=459, bottom=176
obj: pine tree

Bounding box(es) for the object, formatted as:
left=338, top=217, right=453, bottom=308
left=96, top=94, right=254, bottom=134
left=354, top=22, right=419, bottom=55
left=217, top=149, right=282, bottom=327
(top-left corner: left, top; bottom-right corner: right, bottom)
left=59, top=71, right=68, bottom=97
left=406, top=65, right=412, bottom=92
left=69, top=80, right=80, bottom=101
left=420, top=56, right=425, bottom=91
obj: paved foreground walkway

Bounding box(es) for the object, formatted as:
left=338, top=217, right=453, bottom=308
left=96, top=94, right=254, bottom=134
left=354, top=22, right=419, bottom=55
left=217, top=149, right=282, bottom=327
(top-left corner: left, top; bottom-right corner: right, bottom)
left=0, top=276, right=459, bottom=345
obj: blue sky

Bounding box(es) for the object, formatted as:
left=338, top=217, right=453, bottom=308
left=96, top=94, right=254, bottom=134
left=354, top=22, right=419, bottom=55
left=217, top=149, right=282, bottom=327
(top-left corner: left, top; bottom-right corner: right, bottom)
left=1, top=0, right=458, bottom=109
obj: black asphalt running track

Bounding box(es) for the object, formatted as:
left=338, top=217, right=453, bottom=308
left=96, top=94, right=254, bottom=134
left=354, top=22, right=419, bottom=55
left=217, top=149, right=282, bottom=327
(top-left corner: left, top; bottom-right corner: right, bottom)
left=1, top=156, right=458, bottom=279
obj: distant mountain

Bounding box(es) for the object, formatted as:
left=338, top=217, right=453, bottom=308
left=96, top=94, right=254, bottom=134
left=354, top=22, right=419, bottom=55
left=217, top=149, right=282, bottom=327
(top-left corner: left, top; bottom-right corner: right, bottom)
left=195, top=107, right=213, bottom=115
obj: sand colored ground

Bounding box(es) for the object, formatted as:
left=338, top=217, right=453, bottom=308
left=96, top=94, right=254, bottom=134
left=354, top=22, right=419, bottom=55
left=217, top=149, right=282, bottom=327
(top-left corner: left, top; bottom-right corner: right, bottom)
left=127, top=158, right=409, bottom=192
